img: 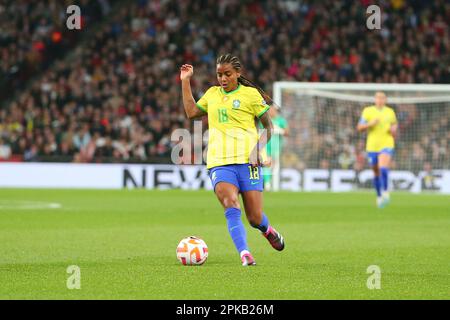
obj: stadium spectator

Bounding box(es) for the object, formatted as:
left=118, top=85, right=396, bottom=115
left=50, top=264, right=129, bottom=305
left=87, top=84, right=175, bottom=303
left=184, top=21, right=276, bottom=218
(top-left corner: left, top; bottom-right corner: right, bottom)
left=0, top=0, right=113, bottom=102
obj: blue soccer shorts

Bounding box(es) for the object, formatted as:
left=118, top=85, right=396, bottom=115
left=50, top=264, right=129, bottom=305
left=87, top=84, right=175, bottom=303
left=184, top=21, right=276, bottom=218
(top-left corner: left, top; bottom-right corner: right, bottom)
left=208, top=164, right=263, bottom=192
left=367, top=148, right=395, bottom=166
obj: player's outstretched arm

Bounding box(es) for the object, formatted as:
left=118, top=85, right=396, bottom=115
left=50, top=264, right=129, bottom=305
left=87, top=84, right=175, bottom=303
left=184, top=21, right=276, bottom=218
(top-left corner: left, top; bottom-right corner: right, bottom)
left=180, top=64, right=206, bottom=119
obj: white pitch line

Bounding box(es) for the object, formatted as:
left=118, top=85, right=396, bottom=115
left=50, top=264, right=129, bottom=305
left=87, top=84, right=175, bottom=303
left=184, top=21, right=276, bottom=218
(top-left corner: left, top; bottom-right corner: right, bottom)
left=0, top=201, right=63, bottom=210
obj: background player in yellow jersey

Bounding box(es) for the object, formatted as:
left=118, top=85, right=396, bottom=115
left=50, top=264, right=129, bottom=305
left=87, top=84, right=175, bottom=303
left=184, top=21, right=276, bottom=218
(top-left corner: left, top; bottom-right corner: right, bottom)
left=180, top=54, right=285, bottom=266
left=357, top=92, right=398, bottom=208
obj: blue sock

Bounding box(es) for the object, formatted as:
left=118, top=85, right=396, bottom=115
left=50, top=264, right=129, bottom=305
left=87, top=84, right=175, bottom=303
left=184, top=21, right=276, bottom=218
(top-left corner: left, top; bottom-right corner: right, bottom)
left=251, top=213, right=269, bottom=233
left=380, top=167, right=389, bottom=192
left=373, top=175, right=382, bottom=197
left=224, top=207, right=248, bottom=254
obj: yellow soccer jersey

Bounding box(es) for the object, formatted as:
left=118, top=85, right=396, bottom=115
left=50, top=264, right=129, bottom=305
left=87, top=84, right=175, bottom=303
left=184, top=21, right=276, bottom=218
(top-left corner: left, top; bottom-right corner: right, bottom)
left=196, top=84, right=270, bottom=169
left=360, top=105, right=398, bottom=152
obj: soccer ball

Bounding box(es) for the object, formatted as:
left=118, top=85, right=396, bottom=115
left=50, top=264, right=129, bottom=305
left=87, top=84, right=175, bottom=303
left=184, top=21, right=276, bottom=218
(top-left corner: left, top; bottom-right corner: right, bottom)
left=176, top=236, right=208, bottom=266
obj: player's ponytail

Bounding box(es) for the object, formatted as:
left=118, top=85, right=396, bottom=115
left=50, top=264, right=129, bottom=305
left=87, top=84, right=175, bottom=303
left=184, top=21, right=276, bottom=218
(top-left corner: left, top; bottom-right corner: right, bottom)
left=217, top=54, right=274, bottom=106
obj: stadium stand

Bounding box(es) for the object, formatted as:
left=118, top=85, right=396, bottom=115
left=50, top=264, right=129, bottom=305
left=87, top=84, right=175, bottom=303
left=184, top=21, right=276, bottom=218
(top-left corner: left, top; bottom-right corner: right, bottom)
left=0, top=0, right=448, bottom=164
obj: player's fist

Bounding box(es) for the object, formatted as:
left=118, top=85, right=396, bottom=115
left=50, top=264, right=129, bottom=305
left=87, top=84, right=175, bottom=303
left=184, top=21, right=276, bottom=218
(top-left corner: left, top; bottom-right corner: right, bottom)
left=249, top=148, right=264, bottom=167
left=180, top=64, right=194, bottom=81
left=261, top=157, right=272, bottom=168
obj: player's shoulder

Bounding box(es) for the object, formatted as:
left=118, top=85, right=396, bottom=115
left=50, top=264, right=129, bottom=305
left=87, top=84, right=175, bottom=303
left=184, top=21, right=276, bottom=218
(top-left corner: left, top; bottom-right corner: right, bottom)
left=239, top=85, right=261, bottom=98
left=362, top=105, right=376, bottom=113
left=240, top=84, right=258, bottom=93
left=239, top=85, right=269, bottom=108
left=204, top=86, right=221, bottom=95
left=384, top=105, right=396, bottom=113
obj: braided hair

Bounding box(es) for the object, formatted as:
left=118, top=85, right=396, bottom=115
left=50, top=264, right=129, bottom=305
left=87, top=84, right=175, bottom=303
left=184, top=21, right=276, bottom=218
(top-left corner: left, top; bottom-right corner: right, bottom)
left=216, top=54, right=274, bottom=106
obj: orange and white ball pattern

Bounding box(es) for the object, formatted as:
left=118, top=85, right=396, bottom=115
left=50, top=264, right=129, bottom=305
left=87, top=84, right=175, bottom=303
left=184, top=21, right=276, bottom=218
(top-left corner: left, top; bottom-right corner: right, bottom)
left=176, top=236, right=208, bottom=265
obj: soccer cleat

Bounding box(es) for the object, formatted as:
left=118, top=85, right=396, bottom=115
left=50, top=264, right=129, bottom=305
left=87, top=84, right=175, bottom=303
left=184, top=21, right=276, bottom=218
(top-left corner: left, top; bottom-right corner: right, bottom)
left=376, top=197, right=387, bottom=209
left=240, top=250, right=256, bottom=266
left=382, top=191, right=390, bottom=205
left=263, top=226, right=285, bottom=251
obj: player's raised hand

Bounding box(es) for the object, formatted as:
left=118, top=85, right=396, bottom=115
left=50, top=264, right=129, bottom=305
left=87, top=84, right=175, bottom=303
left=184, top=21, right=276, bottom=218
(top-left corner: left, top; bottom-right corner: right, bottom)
left=180, top=64, right=194, bottom=81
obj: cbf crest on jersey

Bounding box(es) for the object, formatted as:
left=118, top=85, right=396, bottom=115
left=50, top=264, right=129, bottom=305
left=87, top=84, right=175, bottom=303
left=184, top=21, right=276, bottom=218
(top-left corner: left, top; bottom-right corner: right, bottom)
left=232, top=99, right=241, bottom=109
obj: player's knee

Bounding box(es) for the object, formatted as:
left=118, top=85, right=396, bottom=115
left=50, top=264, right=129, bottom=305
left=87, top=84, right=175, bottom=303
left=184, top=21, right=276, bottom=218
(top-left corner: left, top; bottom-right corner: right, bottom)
left=221, top=194, right=240, bottom=209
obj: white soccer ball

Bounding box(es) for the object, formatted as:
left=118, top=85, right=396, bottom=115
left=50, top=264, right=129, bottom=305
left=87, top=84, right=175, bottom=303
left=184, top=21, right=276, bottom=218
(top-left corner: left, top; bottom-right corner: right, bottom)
left=176, top=236, right=208, bottom=266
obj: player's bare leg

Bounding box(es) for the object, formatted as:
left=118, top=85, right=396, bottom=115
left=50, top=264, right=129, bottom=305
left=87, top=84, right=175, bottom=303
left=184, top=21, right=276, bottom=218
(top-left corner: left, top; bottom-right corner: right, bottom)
left=241, top=190, right=263, bottom=226
left=215, top=182, right=240, bottom=209
left=215, top=182, right=255, bottom=266
left=372, top=164, right=384, bottom=208
left=241, top=191, right=285, bottom=251
left=378, top=153, right=392, bottom=205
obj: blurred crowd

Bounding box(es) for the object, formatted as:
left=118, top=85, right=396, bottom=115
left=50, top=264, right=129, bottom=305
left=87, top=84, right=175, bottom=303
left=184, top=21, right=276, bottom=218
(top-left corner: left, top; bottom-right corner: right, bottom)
left=0, top=0, right=113, bottom=101
left=0, top=0, right=449, bottom=167
left=281, top=97, right=449, bottom=172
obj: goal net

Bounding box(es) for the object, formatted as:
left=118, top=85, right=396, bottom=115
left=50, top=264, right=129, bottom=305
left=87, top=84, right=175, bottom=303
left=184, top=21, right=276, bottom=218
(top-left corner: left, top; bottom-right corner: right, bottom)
left=270, top=82, right=450, bottom=194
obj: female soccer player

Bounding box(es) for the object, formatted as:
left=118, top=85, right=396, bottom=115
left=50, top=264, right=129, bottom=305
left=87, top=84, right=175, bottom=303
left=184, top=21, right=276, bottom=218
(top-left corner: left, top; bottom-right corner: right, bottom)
left=180, top=54, right=285, bottom=266
left=357, top=92, right=398, bottom=208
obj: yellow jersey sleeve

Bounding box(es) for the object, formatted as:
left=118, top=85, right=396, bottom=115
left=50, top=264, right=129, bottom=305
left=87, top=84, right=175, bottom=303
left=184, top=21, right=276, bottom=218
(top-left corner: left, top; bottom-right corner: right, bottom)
left=360, top=107, right=371, bottom=123
left=391, top=109, right=398, bottom=125
left=251, top=91, right=270, bottom=118
left=196, top=87, right=213, bottom=113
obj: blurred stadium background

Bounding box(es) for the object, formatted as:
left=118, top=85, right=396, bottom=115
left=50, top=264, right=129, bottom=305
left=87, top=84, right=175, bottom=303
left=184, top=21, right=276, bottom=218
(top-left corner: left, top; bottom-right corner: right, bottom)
left=0, top=0, right=448, bottom=161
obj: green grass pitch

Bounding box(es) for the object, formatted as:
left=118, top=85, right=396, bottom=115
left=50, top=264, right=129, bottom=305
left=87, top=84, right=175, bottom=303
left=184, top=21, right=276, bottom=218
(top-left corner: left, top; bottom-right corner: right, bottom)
left=0, top=189, right=449, bottom=299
